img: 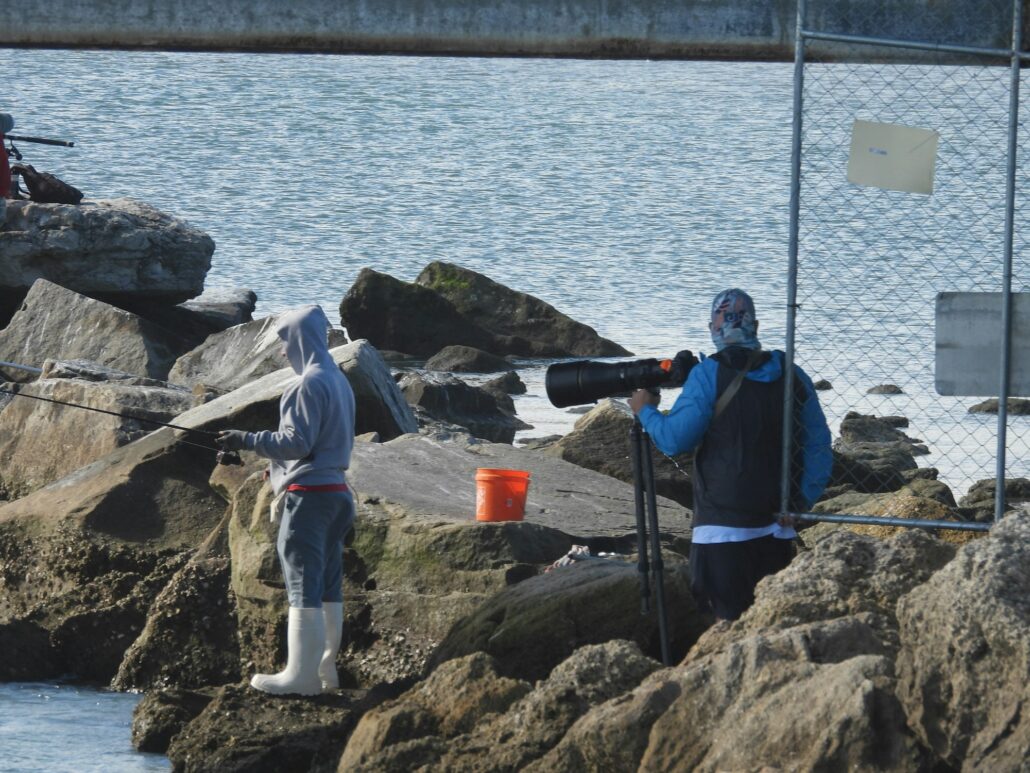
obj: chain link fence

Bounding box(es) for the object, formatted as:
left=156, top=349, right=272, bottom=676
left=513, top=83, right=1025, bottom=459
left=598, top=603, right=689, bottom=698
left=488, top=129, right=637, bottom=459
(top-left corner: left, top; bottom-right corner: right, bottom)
left=786, top=0, right=1026, bottom=531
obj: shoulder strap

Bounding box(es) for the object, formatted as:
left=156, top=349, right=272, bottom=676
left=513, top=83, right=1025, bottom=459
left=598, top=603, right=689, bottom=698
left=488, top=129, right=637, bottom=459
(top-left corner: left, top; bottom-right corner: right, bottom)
left=712, top=349, right=765, bottom=420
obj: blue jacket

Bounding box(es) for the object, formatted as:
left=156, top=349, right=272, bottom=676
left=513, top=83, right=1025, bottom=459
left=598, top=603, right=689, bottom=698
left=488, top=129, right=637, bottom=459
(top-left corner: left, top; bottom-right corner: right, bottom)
left=638, top=349, right=832, bottom=518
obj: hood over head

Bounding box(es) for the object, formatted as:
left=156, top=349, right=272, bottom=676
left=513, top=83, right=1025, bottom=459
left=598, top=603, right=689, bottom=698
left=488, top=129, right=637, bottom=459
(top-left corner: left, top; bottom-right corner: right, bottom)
left=276, top=305, right=332, bottom=374
left=710, top=288, right=760, bottom=352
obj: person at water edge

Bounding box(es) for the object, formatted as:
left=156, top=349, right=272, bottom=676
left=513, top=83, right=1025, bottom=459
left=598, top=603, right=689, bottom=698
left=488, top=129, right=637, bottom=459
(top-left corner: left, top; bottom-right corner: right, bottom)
left=629, top=289, right=832, bottom=621
left=216, top=305, right=356, bottom=695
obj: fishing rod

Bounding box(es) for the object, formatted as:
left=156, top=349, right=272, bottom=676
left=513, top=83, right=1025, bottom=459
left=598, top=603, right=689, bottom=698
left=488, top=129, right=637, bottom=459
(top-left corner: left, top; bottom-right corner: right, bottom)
left=0, top=386, right=242, bottom=465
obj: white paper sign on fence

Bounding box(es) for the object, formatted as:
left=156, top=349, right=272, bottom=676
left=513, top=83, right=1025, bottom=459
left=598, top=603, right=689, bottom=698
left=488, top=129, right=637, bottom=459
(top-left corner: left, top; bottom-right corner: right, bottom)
left=847, top=119, right=939, bottom=195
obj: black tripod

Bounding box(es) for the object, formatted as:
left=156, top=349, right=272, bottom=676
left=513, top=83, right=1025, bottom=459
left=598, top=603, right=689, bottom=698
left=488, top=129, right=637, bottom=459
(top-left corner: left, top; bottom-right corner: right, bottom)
left=629, top=417, right=671, bottom=666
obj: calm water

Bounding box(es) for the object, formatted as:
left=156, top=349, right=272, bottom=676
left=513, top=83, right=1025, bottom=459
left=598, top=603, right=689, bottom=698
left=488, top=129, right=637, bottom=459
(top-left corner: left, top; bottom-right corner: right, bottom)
left=3, top=49, right=1029, bottom=764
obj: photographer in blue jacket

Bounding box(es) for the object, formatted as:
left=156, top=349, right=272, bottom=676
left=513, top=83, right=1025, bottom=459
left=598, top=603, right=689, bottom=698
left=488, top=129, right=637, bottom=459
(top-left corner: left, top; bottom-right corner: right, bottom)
left=629, top=289, right=832, bottom=620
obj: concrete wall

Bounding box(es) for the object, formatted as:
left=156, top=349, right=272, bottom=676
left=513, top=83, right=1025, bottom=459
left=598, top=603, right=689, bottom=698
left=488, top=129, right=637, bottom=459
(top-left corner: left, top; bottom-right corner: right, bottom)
left=0, top=0, right=1019, bottom=60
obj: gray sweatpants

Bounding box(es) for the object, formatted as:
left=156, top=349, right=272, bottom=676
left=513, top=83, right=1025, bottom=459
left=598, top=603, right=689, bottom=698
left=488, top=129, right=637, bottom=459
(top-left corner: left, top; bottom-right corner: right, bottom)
left=277, top=490, right=355, bottom=608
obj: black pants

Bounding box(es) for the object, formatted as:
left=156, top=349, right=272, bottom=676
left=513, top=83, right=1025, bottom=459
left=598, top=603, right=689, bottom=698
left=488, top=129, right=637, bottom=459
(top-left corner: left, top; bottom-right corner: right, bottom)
left=689, top=535, right=796, bottom=621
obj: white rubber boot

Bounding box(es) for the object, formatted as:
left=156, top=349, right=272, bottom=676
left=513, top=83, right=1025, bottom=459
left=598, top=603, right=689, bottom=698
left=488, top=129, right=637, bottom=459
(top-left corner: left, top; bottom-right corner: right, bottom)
left=250, top=607, right=325, bottom=696
left=319, top=602, right=344, bottom=691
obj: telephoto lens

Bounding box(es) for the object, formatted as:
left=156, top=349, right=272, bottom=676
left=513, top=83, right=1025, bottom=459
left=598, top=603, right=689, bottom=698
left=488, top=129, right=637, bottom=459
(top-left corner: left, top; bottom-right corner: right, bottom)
left=545, top=350, right=697, bottom=408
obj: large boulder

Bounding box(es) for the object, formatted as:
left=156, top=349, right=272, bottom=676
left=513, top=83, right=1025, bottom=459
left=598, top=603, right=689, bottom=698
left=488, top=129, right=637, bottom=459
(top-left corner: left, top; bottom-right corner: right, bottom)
left=0, top=197, right=213, bottom=304
left=167, top=313, right=347, bottom=392
left=111, top=553, right=240, bottom=691
left=0, top=279, right=190, bottom=382
left=0, top=539, right=189, bottom=683
left=0, top=368, right=194, bottom=500
left=340, top=266, right=630, bottom=358
left=416, top=261, right=631, bottom=357
left=344, top=433, right=689, bottom=686
left=544, top=399, right=694, bottom=508
left=339, top=641, right=660, bottom=772
left=165, top=684, right=363, bottom=773
left=427, top=559, right=704, bottom=683
left=686, top=528, right=956, bottom=663
left=340, top=268, right=504, bottom=358
left=334, top=341, right=418, bottom=441
left=896, top=512, right=1030, bottom=770
left=538, top=625, right=925, bottom=772
left=399, top=372, right=529, bottom=443
left=117, top=286, right=258, bottom=351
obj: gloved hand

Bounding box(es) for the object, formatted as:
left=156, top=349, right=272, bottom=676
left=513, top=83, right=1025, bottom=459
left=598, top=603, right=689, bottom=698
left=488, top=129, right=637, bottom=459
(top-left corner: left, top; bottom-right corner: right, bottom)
left=215, top=429, right=249, bottom=452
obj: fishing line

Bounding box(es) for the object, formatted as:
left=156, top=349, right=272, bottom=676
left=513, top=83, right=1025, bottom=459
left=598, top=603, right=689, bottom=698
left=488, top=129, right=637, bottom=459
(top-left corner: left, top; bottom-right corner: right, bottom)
left=0, top=385, right=228, bottom=456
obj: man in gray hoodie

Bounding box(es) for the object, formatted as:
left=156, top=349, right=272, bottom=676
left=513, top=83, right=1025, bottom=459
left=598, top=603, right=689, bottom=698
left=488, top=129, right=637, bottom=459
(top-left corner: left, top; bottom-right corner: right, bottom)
left=217, top=304, right=356, bottom=695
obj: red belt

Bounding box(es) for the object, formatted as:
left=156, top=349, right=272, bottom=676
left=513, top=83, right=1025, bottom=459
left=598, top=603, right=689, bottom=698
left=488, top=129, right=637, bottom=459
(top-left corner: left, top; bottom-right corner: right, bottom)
left=286, top=483, right=349, bottom=493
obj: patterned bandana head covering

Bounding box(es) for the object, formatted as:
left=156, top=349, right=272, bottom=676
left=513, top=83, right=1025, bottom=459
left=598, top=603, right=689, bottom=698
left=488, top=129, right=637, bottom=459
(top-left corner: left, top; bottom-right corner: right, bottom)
left=710, top=289, right=760, bottom=351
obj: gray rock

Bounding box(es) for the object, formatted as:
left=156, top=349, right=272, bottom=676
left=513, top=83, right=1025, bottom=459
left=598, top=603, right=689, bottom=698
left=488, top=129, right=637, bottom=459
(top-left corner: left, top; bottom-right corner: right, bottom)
left=337, top=340, right=419, bottom=441
left=427, top=559, right=704, bottom=683
left=131, top=688, right=215, bottom=754
left=177, top=287, right=257, bottom=328
left=968, top=396, right=1030, bottom=415
left=896, top=512, right=1030, bottom=770
left=829, top=448, right=908, bottom=494
left=0, top=197, right=213, bottom=302
left=0, top=279, right=190, bottom=382
left=416, top=261, right=631, bottom=357
left=839, top=411, right=919, bottom=445
left=547, top=631, right=923, bottom=772
left=544, top=399, right=694, bottom=509
left=867, top=383, right=904, bottom=394
left=117, top=287, right=258, bottom=351
left=0, top=376, right=194, bottom=500
left=39, top=358, right=186, bottom=388
left=958, top=477, right=1030, bottom=522
left=517, top=434, right=562, bottom=451
left=348, top=432, right=691, bottom=540
left=345, top=433, right=688, bottom=686
left=399, top=371, right=529, bottom=444
left=165, top=684, right=362, bottom=773
left=426, top=344, right=513, bottom=373
left=340, top=268, right=505, bottom=358
left=0, top=541, right=189, bottom=683
left=483, top=370, right=527, bottom=395
left=686, top=528, right=957, bottom=662
left=112, top=555, right=240, bottom=691
left=167, top=313, right=346, bottom=391
left=338, top=653, right=532, bottom=770
left=340, top=641, right=660, bottom=772
left=813, top=379, right=833, bottom=390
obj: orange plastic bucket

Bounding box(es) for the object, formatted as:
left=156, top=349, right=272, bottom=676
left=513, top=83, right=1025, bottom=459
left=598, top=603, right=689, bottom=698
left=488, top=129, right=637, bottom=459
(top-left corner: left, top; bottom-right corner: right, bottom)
left=475, top=468, right=531, bottom=522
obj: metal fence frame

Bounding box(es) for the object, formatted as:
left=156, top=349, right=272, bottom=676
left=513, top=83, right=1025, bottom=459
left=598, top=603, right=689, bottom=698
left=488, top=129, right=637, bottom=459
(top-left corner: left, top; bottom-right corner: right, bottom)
left=783, top=0, right=1026, bottom=533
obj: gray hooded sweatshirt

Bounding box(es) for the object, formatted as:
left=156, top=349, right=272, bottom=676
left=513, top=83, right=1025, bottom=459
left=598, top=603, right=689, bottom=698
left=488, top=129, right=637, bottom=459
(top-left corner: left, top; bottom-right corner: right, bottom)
left=243, top=305, right=355, bottom=494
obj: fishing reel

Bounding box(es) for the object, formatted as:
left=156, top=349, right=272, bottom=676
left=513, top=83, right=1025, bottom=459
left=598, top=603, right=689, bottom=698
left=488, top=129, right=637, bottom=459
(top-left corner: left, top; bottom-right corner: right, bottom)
left=216, top=449, right=243, bottom=466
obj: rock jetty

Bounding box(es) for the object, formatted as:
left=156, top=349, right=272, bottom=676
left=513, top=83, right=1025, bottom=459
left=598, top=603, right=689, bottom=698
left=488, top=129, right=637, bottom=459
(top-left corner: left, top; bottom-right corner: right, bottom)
left=0, top=246, right=1026, bottom=772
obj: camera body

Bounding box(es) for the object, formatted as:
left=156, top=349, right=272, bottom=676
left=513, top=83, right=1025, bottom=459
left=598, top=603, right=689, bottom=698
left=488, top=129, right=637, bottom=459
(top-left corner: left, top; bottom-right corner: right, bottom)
left=545, top=350, right=698, bottom=408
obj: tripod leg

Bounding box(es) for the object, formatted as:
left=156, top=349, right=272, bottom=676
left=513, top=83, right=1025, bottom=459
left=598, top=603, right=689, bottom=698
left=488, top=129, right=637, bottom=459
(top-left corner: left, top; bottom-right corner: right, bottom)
left=630, top=419, right=651, bottom=614
left=641, top=431, right=672, bottom=666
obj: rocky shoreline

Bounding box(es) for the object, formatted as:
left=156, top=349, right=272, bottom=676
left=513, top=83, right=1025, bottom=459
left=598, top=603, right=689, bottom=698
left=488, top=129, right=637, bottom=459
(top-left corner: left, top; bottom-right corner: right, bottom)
left=1, top=200, right=1029, bottom=771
